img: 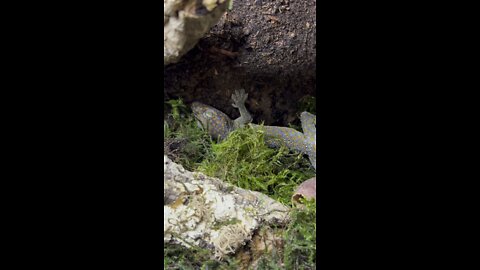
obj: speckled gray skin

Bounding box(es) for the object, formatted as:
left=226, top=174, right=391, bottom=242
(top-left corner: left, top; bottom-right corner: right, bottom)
left=191, top=89, right=316, bottom=170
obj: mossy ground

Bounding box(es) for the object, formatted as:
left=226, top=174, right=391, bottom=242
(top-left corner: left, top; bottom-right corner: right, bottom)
left=164, top=98, right=316, bottom=269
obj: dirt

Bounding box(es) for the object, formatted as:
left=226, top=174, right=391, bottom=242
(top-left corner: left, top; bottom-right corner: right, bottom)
left=164, top=0, right=316, bottom=126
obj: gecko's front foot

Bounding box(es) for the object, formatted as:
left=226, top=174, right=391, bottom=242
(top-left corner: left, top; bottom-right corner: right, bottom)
left=231, top=89, right=248, bottom=108
left=231, top=88, right=252, bottom=128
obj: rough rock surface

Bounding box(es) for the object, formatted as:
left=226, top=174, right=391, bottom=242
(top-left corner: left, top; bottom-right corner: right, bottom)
left=164, top=0, right=229, bottom=65
left=163, top=155, right=290, bottom=259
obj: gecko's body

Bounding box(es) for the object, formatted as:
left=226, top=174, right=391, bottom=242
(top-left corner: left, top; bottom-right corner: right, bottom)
left=191, top=89, right=316, bottom=170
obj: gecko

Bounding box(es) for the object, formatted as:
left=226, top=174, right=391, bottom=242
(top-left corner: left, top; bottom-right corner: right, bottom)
left=191, top=89, right=316, bottom=170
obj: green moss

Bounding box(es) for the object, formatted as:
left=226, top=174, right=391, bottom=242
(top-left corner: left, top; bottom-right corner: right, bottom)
left=164, top=244, right=240, bottom=270
left=253, top=199, right=316, bottom=269
left=164, top=99, right=213, bottom=171
left=164, top=99, right=317, bottom=269
left=198, top=125, right=315, bottom=205
left=255, top=243, right=284, bottom=270
left=254, top=199, right=316, bottom=269
left=283, top=198, right=316, bottom=269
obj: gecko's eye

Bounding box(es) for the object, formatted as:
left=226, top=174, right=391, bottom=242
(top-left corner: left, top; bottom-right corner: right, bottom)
left=204, top=109, right=215, bottom=118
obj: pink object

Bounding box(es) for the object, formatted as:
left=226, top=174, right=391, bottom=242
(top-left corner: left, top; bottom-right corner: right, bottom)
left=292, top=177, right=316, bottom=203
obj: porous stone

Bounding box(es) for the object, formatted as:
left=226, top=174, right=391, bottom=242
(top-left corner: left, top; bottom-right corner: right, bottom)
left=163, top=155, right=290, bottom=259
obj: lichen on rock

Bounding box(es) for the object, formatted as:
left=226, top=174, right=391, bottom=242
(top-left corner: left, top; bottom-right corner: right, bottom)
left=164, top=155, right=290, bottom=259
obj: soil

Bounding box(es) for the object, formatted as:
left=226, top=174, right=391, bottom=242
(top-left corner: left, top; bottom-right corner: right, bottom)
left=164, top=0, right=316, bottom=126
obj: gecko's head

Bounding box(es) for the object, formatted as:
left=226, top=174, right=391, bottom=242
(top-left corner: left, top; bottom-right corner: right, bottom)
left=191, top=102, right=208, bottom=129
left=191, top=101, right=222, bottom=130
left=190, top=101, right=233, bottom=140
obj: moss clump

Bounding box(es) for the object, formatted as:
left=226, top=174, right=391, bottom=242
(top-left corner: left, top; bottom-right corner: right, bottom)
left=164, top=244, right=240, bottom=270
left=164, top=99, right=213, bottom=171
left=253, top=199, right=316, bottom=269
left=198, top=125, right=315, bottom=205
left=163, top=98, right=317, bottom=269
left=282, top=198, right=316, bottom=269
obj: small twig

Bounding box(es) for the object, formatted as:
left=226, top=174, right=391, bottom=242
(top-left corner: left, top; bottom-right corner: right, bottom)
left=209, top=47, right=240, bottom=58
